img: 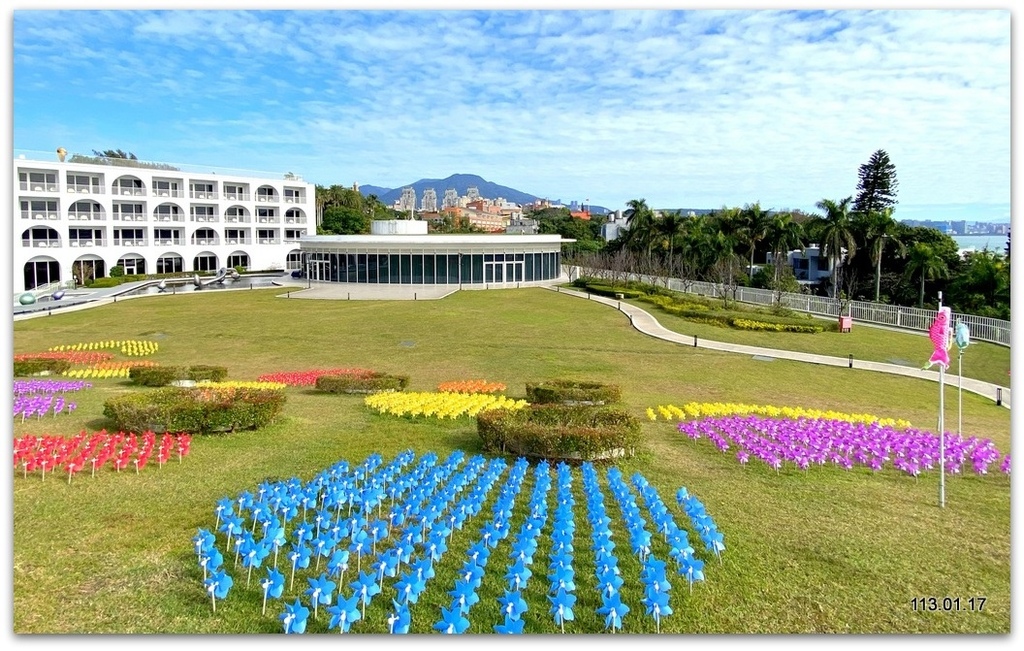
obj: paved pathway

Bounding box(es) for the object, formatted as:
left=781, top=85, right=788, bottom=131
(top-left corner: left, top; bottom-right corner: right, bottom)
left=546, top=286, right=1011, bottom=410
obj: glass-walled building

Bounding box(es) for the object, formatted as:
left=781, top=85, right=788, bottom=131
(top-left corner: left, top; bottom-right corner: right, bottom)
left=299, top=234, right=571, bottom=285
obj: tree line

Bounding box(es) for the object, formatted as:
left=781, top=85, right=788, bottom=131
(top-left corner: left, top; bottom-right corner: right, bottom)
left=553, top=150, right=1009, bottom=319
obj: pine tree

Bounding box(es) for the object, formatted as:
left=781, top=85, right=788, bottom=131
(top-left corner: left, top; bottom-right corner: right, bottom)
left=854, top=149, right=899, bottom=214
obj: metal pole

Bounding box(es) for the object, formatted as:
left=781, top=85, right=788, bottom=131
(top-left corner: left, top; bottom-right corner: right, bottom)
left=938, top=291, right=946, bottom=509
left=958, top=349, right=963, bottom=437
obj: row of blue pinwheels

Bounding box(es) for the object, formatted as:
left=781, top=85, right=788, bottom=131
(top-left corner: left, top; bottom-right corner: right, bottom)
left=193, top=450, right=725, bottom=633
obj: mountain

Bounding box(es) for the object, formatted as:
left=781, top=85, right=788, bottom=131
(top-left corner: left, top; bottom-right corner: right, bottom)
left=358, top=174, right=543, bottom=208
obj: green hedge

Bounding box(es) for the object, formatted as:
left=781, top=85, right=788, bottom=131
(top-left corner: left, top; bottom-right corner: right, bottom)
left=477, top=404, right=641, bottom=462
left=129, top=365, right=229, bottom=387
left=315, top=373, right=409, bottom=394
left=102, top=386, right=286, bottom=434
left=13, top=358, right=72, bottom=376
left=525, top=379, right=621, bottom=405
left=584, top=283, right=645, bottom=299
left=638, top=293, right=835, bottom=332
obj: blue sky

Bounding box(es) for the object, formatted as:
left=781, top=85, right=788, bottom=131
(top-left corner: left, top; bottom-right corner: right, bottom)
left=9, top=5, right=1014, bottom=222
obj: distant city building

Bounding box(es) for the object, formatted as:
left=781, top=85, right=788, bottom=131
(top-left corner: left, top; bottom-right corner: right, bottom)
left=506, top=217, right=539, bottom=235
left=601, top=212, right=629, bottom=241
left=398, top=187, right=416, bottom=214
left=466, top=186, right=480, bottom=202
left=421, top=188, right=437, bottom=213
left=442, top=188, right=459, bottom=209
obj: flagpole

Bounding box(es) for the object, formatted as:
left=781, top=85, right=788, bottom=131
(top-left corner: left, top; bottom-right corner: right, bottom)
left=958, top=347, right=963, bottom=438
left=938, top=292, right=946, bottom=509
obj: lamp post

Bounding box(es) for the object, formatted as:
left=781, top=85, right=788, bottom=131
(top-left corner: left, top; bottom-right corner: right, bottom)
left=458, top=253, right=463, bottom=290
left=875, top=233, right=888, bottom=303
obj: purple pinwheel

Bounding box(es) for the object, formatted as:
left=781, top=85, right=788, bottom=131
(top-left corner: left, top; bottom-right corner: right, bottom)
left=305, top=572, right=337, bottom=620
left=327, top=593, right=362, bottom=633
left=434, top=605, right=470, bottom=634
left=494, top=615, right=525, bottom=634
left=548, top=588, right=576, bottom=634
left=260, top=566, right=285, bottom=615
left=280, top=598, right=310, bottom=634
left=598, top=591, right=630, bottom=633
left=350, top=570, right=381, bottom=619
left=387, top=598, right=411, bottom=634
left=204, top=567, right=233, bottom=612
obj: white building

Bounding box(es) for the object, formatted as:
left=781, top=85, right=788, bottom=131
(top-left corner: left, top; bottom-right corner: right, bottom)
left=766, top=244, right=833, bottom=285
left=13, top=151, right=316, bottom=294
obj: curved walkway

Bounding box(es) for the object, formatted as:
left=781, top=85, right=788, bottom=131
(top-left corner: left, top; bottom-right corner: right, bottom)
left=547, top=286, right=1011, bottom=410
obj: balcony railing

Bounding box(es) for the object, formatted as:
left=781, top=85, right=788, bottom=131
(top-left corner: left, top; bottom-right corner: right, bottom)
left=224, top=216, right=252, bottom=223
left=255, top=217, right=280, bottom=224
left=114, top=188, right=146, bottom=197
left=66, top=184, right=104, bottom=194
left=152, top=238, right=184, bottom=246
left=191, top=215, right=220, bottom=222
left=257, top=238, right=281, bottom=245
left=152, top=215, right=185, bottom=222
left=190, top=191, right=219, bottom=200
left=114, top=239, right=149, bottom=246
left=67, top=213, right=106, bottom=221
left=22, top=240, right=61, bottom=248
left=21, top=182, right=60, bottom=192
left=68, top=239, right=107, bottom=247
left=22, top=211, right=61, bottom=220
left=223, top=238, right=253, bottom=245
left=284, top=217, right=307, bottom=224
left=113, top=215, right=148, bottom=222
left=224, top=193, right=251, bottom=202
left=192, top=238, right=220, bottom=246
left=256, top=195, right=278, bottom=203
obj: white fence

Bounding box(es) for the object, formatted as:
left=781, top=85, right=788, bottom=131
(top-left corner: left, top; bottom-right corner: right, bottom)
left=565, top=265, right=1010, bottom=347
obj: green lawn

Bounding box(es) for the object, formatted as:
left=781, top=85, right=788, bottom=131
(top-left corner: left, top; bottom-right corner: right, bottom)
left=617, top=294, right=1011, bottom=388
left=11, top=288, right=1011, bottom=634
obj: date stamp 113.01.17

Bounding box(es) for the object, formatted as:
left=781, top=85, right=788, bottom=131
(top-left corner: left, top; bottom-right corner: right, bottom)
left=910, top=596, right=987, bottom=612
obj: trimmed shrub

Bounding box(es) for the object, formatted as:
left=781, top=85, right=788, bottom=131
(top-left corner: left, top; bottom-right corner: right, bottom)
left=102, top=385, right=286, bottom=434
left=477, top=404, right=642, bottom=462
left=130, top=365, right=185, bottom=387
left=13, top=358, right=72, bottom=376
left=187, top=365, right=228, bottom=382
left=316, top=372, right=409, bottom=394
left=526, top=379, right=621, bottom=405
left=584, top=283, right=645, bottom=299
left=129, top=365, right=230, bottom=386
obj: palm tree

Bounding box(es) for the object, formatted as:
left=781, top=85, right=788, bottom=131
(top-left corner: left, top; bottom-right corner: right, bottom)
left=623, top=198, right=656, bottom=258
left=813, top=197, right=856, bottom=298
left=764, top=212, right=804, bottom=284
left=740, top=202, right=772, bottom=279
left=655, top=211, right=687, bottom=275
left=856, top=207, right=905, bottom=302
left=904, top=242, right=950, bottom=307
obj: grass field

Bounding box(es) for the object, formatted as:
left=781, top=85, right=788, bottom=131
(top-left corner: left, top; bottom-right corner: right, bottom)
left=10, top=287, right=1011, bottom=634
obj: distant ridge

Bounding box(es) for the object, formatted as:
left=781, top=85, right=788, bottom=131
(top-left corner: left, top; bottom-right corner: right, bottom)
left=357, top=173, right=610, bottom=213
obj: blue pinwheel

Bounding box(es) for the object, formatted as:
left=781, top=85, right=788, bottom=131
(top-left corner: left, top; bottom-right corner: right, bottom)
left=680, top=555, right=705, bottom=592
left=387, top=598, right=411, bottom=634
left=434, top=605, right=470, bottom=634
left=198, top=547, right=224, bottom=582
left=642, top=588, right=673, bottom=633
left=327, top=548, right=350, bottom=586
left=410, top=557, right=435, bottom=582
left=449, top=579, right=480, bottom=614
left=394, top=571, right=426, bottom=605
left=598, top=591, right=630, bottom=633
left=327, top=593, right=362, bottom=633
left=494, top=614, right=525, bottom=634
left=192, top=528, right=216, bottom=557
left=497, top=590, right=528, bottom=621
left=287, top=542, right=312, bottom=590
left=204, top=567, right=233, bottom=612
left=350, top=569, right=381, bottom=619
left=373, top=549, right=399, bottom=589
left=280, top=598, right=310, bottom=634
left=240, top=537, right=271, bottom=586
left=548, top=564, right=575, bottom=593
left=214, top=497, right=234, bottom=530
left=349, top=529, right=371, bottom=573
left=505, top=559, right=532, bottom=592
left=260, top=566, right=285, bottom=615
left=548, top=588, right=576, bottom=634
left=459, top=559, right=485, bottom=588
left=305, top=572, right=337, bottom=620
